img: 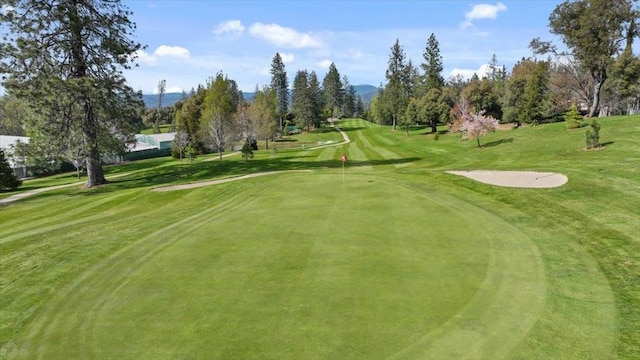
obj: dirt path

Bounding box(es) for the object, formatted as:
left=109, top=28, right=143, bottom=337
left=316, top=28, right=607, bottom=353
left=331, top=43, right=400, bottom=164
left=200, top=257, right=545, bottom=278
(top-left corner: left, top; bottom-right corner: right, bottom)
left=151, top=170, right=313, bottom=192
left=2, top=126, right=351, bottom=201
left=0, top=172, right=133, bottom=206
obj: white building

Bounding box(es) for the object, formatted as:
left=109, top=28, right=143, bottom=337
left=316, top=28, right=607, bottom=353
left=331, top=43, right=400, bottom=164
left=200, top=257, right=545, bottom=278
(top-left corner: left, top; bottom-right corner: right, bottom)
left=0, top=135, right=30, bottom=178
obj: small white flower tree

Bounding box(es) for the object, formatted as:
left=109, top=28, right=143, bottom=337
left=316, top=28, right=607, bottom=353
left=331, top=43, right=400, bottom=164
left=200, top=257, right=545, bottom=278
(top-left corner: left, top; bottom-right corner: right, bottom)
left=460, top=111, right=500, bottom=147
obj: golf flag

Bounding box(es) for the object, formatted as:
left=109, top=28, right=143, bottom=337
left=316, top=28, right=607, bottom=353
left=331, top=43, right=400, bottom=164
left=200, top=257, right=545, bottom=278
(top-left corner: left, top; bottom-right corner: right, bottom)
left=341, top=153, right=348, bottom=163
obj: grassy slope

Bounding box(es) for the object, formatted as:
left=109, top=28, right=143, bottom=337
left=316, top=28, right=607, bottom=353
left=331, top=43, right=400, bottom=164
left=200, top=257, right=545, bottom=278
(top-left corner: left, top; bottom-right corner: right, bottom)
left=1, top=117, right=638, bottom=359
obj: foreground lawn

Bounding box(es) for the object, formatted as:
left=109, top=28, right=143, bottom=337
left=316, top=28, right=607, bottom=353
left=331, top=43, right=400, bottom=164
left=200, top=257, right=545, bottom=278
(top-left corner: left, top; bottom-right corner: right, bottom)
left=1, top=116, right=638, bottom=359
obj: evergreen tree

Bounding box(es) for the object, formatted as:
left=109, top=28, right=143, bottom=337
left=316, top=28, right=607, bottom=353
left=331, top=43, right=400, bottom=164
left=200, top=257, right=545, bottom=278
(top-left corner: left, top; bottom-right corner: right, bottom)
left=0, top=149, right=22, bottom=191
left=270, top=53, right=289, bottom=129
left=421, top=33, right=445, bottom=94
left=520, top=61, right=551, bottom=124
left=355, top=96, right=365, bottom=118
left=384, top=39, right=409, bottom=130
left=0, top=0, right=144, bottom=187
left=292, top=70, right=313, bottom=130
left=0, top=95, right=31, bottom=136
left=462, top=77, right=501, bottom=119
left=176, top=85, right=207, bottom=153
left=503, top=58, right=536, bottom=123
left=342, top=76, right=357, bottom=118
left=308, top=71, right=324, bottom=128
left=322, top=62, right=344, bottom=118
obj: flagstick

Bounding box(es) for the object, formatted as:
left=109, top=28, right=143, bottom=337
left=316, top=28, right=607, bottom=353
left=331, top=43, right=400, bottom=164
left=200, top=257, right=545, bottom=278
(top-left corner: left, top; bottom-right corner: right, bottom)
left=342, top=160, right=345, bottom=182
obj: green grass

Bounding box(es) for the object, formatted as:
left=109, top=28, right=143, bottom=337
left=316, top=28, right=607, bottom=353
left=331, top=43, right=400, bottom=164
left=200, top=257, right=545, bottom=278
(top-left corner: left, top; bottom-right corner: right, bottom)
left=1, top=116, right=638, bottom=359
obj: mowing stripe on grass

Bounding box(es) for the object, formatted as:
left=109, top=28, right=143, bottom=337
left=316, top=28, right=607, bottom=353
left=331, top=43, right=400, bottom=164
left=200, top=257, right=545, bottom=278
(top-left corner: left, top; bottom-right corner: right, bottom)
left=19, top=186, right=268, bottom=359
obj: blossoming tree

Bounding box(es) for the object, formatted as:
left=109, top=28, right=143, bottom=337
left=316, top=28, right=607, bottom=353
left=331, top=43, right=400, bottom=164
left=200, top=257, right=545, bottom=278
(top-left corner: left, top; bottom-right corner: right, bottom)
left=460, top=112, right=500, bottom=147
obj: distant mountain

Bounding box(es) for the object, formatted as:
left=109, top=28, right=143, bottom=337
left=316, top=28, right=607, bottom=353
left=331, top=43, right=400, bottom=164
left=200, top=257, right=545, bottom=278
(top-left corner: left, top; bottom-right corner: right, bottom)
left=142, top=93, right=185, bottom=108
left=353, top=84, right=379, bottom=104
left=142, top=84, right=379, bottom=109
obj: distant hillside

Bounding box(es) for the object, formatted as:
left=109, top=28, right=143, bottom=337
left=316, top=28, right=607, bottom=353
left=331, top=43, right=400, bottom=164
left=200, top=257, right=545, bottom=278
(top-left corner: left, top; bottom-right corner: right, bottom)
left=142, top=84, right=379, bottom=109
left=353, top=84, right=379, bottom=104
left=142, top=93, right=185, bottom=108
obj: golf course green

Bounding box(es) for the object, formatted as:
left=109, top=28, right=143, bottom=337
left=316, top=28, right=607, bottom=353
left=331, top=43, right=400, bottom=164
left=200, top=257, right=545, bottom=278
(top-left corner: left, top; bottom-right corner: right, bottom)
left=1, top=117, right=639, bottom=359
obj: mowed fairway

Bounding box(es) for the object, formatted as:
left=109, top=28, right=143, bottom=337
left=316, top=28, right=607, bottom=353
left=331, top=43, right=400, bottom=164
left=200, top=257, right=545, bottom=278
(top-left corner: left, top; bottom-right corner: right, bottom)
left=1, top=117, right=639, bottom=359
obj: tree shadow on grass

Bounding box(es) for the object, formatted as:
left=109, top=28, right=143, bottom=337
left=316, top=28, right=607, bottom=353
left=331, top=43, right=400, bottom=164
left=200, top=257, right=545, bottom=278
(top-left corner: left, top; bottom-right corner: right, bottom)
left=336, top=126, right=365, bottom=132
left=96, top=156, right=421, bottom=193
left=482, top=138, right=514, bottom=148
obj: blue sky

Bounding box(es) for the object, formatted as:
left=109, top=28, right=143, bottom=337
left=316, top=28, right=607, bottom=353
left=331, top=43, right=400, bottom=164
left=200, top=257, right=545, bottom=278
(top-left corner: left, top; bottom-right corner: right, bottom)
left=113, top=1, right=565, bottom=93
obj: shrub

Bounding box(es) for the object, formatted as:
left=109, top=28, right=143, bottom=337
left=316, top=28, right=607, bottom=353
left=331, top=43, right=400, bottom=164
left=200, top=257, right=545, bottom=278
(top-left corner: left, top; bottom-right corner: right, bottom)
left=0, top=150, right=22, bottom=191
left=185, top=145, right=197, bottom=161
left=585, top=119, right=601, bottom=149
left=241, top=141, right=254, bottom=161
left=564, top=104, right=584, bottom=129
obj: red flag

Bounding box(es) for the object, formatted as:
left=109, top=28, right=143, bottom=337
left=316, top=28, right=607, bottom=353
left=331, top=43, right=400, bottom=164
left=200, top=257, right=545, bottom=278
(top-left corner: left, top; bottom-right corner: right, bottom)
left=341, top=154, right=347, bottom=162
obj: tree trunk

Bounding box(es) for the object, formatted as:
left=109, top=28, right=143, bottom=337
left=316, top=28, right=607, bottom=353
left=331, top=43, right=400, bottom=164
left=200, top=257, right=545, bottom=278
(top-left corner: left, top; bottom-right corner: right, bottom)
left=86, top=149, right=106, bottom=186
left=431, top=120, right=437, bottom=134
left=84, top=101, right=106, bottom=187
left=477, top=137, right=481, bottom=147
left=392, top=115, right=397, bottom=131
left=265, top=138, right=269, bottom=150
left=588, top=77, right=605, bottom=118
left=70, top=0, right=106, bottom=187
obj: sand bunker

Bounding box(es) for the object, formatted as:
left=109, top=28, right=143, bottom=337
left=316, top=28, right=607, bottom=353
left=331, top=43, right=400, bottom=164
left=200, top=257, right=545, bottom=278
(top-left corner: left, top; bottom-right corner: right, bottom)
left=446, top=170, right=568, bottom=188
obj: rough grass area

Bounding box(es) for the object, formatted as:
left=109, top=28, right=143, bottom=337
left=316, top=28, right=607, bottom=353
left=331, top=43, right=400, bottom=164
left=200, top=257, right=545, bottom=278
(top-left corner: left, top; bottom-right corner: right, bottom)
left=1, top=116, right=638, bottom=359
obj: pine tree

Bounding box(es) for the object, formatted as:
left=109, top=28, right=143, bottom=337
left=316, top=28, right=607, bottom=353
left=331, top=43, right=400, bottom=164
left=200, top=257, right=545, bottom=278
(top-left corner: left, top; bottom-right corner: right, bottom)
left=322, top=63, right=344, bottom=119
left=520, top=61, right=551, bottom=124
left=0, top=150, right=22, bottom=191
left=342, top=76, right=357, bottom=118
left=292, top=70, right=312, bottom=130
left=355, top=96, right=364, bottom=118
left=384, top=39, right=409, bottom=130
left=0, top=0, right=144, bottom=187
left=308, top=71, right=324, bottom=128
left=176, top=85, right=207, bottom=153
left=270, top=53, right=289, bottom=129
left=421, top=33, right=445, bottom=93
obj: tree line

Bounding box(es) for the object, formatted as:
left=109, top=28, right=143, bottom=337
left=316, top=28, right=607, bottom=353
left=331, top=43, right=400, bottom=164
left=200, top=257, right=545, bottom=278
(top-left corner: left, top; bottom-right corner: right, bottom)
left=370, top=0, right=639, bottom=134
left=167, top=53, right=365, bottom=160
left=0, top=0, right=638, bottom=188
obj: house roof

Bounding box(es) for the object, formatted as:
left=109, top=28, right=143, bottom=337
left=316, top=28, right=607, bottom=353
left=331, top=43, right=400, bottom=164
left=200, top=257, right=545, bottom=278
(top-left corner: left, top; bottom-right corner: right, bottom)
left=136, top=132, right=176, bottom=144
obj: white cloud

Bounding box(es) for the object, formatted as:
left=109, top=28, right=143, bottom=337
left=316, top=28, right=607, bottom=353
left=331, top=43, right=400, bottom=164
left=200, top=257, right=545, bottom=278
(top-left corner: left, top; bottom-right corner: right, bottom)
left=213, top=20, right=245, bottom=35
left=466, top=2, right=507, bottom=20
left=152, top=86, right=182, bottom=94
left=134, top=50, right=158, bottom=65
left=154, top=45, right=190, bottom=59
left=317, top=60, right=333, bottom=68
left=134, top=46, right=190, bottom=66
left=449, top=64, right=492, bottom=80
left=461, top=2, right=507, bottom=29
left=280, top=53, right=295, bottom=63
left=249, top=22, right=323, bottom=49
